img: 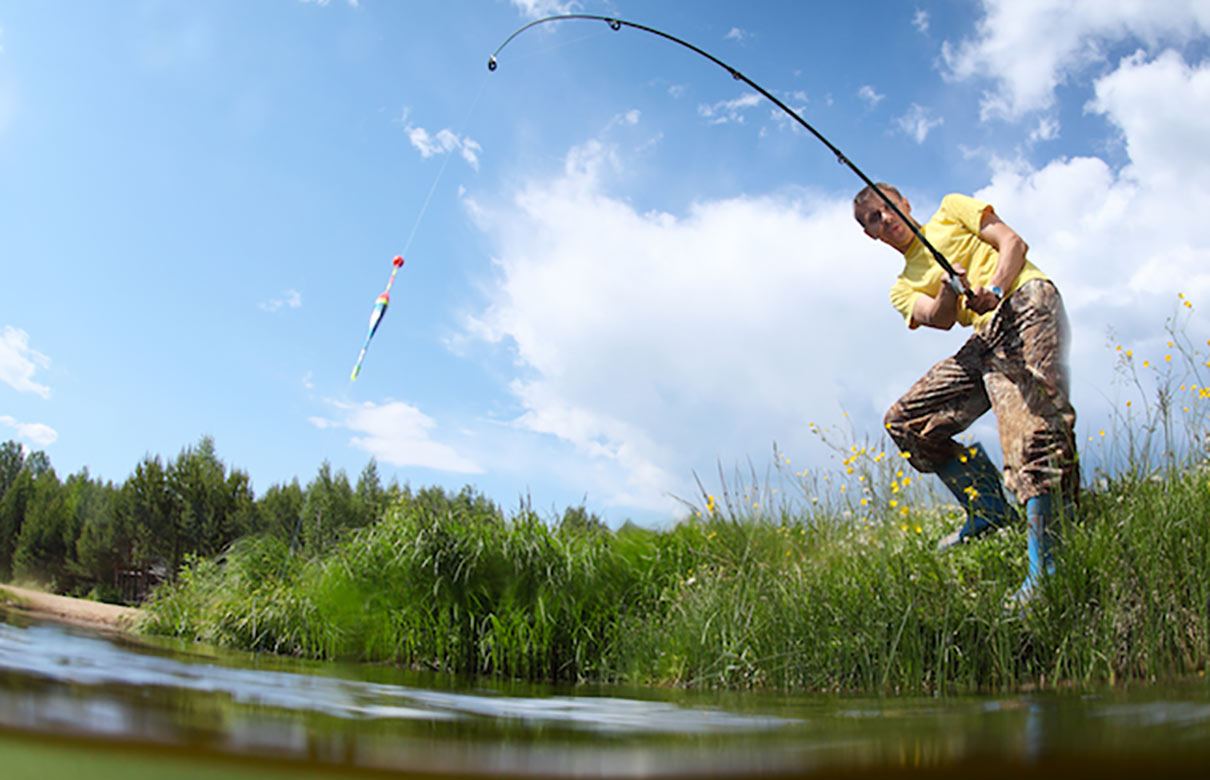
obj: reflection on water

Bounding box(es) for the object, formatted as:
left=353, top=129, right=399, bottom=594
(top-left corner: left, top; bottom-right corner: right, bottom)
left=1, top=609, right=1209, bottom=777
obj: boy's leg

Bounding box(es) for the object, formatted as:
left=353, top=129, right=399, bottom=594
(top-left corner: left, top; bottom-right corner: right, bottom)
left=981, top=280, right=1078, bottom=605
left=883, top=336, right=992, bottom=473
left=883, top=336, right=1014, bottom=545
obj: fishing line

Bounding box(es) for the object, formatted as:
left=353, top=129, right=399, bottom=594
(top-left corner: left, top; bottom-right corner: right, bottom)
left=488, top=14, right=971, bottom=297
left=350, top=73, right=490, bottom=382
left=398, top=74, right=489, bottom=259
left=399, top=27, right=598, bottom=258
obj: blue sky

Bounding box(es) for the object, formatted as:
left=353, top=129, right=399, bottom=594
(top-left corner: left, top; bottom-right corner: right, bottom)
left=3, top=0, right=1210, bottom=525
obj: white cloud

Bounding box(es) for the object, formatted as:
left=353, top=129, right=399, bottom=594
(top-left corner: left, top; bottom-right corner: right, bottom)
left=967, top=49, right=1210, bottom=457
left=942, top=0, right=1210, bottom=120
left=259, top=289, right=302, bottom=313
left=912, top=9, right=929, bottom=34
left=697, top=92, right=762, bottom=124
left=895, top=103, right=943, bottom=143
left=1087, top=49, right=1210, bottom=189
left=465, top=140, right=930, bottom=511
left=0, top=326, right=51, bottom=399
left=0, top=416, right=57, bottom=447
left=725, top=27, right=749, bottom=43
left=464, top=38, right=1210, bottom=513
left=401, top=111, right=482, bottom=171
left=312, top=400, right=482, bottom=474
left=857, top=85, right=885, bottom=108
left=1028, top=116, right=1060, bottom=143
left=510, top=0, right=579, bottom=19
left=602, top=109, right=640, bottom=133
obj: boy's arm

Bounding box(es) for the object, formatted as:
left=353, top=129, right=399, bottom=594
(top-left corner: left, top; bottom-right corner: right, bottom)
left=967, top=207, right=1028, bottom=315
left=910, top=266, right=964, bottom=330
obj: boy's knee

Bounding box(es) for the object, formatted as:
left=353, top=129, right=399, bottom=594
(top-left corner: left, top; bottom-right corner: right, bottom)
left=883, top=406, right=904, bottom=436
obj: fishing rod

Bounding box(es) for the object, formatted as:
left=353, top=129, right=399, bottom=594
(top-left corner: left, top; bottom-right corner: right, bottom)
left=488, top=14, right=970, bottom=298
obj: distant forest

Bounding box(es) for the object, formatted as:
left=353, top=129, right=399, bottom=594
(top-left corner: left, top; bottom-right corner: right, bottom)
left=0, top=436, right=424, bottom=604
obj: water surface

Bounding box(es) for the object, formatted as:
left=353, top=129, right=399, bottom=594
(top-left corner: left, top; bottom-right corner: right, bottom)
left=2, top=609, right=1209, bottom=777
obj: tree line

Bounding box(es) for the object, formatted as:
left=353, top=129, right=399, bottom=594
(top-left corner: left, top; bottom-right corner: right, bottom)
left=0, top=436, right=399, bottom=603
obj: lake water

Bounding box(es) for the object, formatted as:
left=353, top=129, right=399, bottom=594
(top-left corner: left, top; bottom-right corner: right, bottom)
left=2, top=608, right=1209, bottom=778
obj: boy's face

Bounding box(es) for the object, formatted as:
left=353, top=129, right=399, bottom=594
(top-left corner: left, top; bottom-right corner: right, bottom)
left=856, top=189, right=915, bottom=252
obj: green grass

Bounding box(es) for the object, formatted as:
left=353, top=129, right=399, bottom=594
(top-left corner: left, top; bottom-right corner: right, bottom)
left=138, top=459, right=1210, bottom=694
left=141, top=306, right=1210, bottom=694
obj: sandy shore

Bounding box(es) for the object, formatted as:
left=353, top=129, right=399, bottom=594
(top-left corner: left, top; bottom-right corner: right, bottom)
left=0, top=584, right=141, bottom=631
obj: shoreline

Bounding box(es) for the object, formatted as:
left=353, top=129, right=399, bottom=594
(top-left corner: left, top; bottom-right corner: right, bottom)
left=0, top=584, right=142, bottom=632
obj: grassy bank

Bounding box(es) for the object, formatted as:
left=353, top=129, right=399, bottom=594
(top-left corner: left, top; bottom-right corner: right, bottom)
left=142, top=307, right=1210, bottom=693
left=139, top=458, right=1210, bottom=694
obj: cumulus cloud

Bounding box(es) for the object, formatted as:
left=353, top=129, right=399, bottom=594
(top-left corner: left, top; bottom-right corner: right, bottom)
left=400, top=110, right=482, bottom=171
left=510, top=0, right=578, bottom=19
left=464, top=140, right=935, bottom=511
left=967, top=48, right=1210, bottom=463
left=603, top=109, right=640, bottom=132
left=311, top=400, right=481, bottom=474
left=725, top=27, right=750, bottom=43
left=912, top=9, right=929, bottom=34
left=942, top=0, right=1210, bottom=120
left=0, top=416, right=57, bottom=447
left=697, top=92, right=762, bottom=124
left=463, top=35, right=1210, bottom=512
left=857, top=85, right=885, bottom=108
left=0, top=326, right=51, bottom=398
left=1028, top=116, right=1060, bottom=143
left=259, top=289, right=302, bottom=313
left=895, top=103, right=943, bottom=143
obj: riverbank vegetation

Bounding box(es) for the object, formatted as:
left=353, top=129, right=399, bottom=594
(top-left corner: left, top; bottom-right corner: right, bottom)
left=0, top=436, right=398, bottom=602
left=138, top=303, right=1210, bottom=693
left=135, top=450, right=1209, bottom=694
left=9, top=304, right=1210, bottom=694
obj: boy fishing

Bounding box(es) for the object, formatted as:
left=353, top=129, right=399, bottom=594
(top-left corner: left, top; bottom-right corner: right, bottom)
left=852, top=184, right=1079, bottom=605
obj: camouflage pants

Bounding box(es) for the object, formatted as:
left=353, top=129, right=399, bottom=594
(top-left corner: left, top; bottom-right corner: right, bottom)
left=883, top=280, right=1079, bottom=503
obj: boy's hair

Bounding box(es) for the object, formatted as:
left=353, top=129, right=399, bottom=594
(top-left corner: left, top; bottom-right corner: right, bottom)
left=852, top=183, right=902, bottom=225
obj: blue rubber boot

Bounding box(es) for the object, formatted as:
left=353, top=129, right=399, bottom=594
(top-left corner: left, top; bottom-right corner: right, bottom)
left=935, top=443, right=1014, bottom=551
left=1009, top=494, right=1056, bottom=609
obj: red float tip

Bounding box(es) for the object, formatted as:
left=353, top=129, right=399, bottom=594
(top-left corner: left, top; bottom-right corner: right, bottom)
left=393, top=255, right=404, bottom=267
